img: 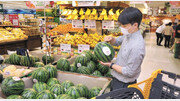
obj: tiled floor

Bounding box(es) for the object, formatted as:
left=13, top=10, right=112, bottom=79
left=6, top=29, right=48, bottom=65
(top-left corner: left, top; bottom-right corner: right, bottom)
left=138, top=32, right=180, bottom=84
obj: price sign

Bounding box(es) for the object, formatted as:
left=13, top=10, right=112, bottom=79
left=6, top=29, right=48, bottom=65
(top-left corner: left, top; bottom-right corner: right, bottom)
left=9, top=14, right=19, bottom=26
left=102, top=20, right=114, bottom=29
left=60, top=44, right=71, bottom=53
left=78, top=44, right=90, bottom=53
left=72, top=20, right=83, bottom=28
left=84, top=20, right=96, bottom=29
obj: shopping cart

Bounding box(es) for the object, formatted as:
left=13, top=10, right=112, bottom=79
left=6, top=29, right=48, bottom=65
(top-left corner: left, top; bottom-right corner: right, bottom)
left=96, top=69, right=180, bottom=99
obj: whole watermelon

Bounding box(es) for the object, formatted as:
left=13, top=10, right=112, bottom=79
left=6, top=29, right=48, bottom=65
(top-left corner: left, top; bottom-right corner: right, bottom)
left=87, top=61, right=96, bottom=72
left=34, top=56, right=40, bottom=62
left=42, top=54, right=54, bottom=65
left=32, top=67, right=49, bottom=82
left=4, top=58, right=10, bottom=64
left=56, top=58, right=70, bottom=71
left=77, top=66, right=91, bottom=75
left=34, top=62, right=44, bottom=67
left=92, top=53, right=98, bottom=63
left=97, top=63, right=109, bottom=74
left=92, top=70, right=102, bottom=77
left=9, top=53, right=21, bottom=65
left=49, top=84, right=65, bottom=96
left=75, top=55, right=89, bottom=68
left=61, top=80, right=74, bottom=92
left=81, top=50, right=93, bottom=61
left=89, top=87, right=102, bottom=98
left=20, top=56, right=35, bottom=67
left=33, top=82, right=48, bottom=92
left=94, top=42, right=115, bottom=62
left=7, top=95, right=23, bottom=99
left=1, top=76, right=25, bottom=96
left=47, top=78, right=60, bottom=87
left=69, top=65, right=77, bottom=72
left=45, top=65, right=57, bottom=78
left=56, top=94, right=73, bottom=99
left=66, top=86, right=81, bottom=99
left=104, top=70, right=112, bottom=78
left=76, top=84, right=89, bottom=98
left=36, top=90, right=55, bottom=99
left=21, top=88, right=37, bottom=99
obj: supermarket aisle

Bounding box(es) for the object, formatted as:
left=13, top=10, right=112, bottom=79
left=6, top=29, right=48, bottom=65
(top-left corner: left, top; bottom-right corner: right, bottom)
left=138, top=32, right=180, bottom=82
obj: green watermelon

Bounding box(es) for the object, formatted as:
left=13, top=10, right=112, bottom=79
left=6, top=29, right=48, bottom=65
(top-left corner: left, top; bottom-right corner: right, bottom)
left=34, top=62, right=44, bottom=67
left=49, top=84, right=64, bottom=96
left=97, top=63, right=109, bottom=74
left=89, top=87, right=102, bottom=98
left=61, top=80, right=74, bottom=92
left=66, top=86, right=81, bottom=99
left=21, top=88, right=37, bottom=99
left=56, top=58, right=70, bottom=71
left=33, top=82, right=48, bottom=92
left=0, top=73, right=3, bottom=83
left=34, top=56, right=40, bottom=62
left=69, top=65, right=77, bottom=72
left=75, top=55, right=88, bottom=68
left=45, top=65, right=57, bottom=78
left=77, top=66, right=91, bottom=75
left=104, top=70, right=112, bottom=78
left=92, top=70, right=102, bottom=77
left=4, top=58, right=10, bottom=64
left=94, top=42, right=115, bottom=62
left=87, top=61, right=96, bottom=72
left=7, top=95, right=23, bottom=99
left=36, top=90, right=55, bottom=99
left=42, top=54, right=54, bottom=65
left=56, top=94, right=73, bottom=99
left=32, top=67, right=49, bottom=82
left=20, top=56, right=35, bottom=67
left=81, top=50, right=93, bottom=61
left=9, top=53, right=21, bottom=65
left=47, top=78, right=60, bottom=86
left=92, top=53, right=98, bottom=63
left=76, top=84, right=89, bottom=98
left=1, top=76, right=25, bottom=96
left=78, top=97, right=87, bottom=99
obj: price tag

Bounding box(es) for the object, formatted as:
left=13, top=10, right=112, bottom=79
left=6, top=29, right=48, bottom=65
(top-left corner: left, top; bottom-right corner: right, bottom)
left=60, top=44, right=71, bottom=53
left=84, top=20, right=96, bottom=29
left=102, top=20, right=114, bottom=29
left=78, top=44, right=90, bottom=53
left=72, top=20, right=83, bottom=28
left=13, top=19, right=19, bottom=25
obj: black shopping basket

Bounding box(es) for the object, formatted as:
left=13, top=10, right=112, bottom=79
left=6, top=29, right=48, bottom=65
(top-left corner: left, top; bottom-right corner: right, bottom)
left=96, top=69, right=180, bottom=99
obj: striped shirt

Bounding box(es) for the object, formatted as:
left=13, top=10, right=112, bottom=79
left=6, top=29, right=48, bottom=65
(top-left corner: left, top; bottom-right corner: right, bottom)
left=112, top=30, right=145, bottom=83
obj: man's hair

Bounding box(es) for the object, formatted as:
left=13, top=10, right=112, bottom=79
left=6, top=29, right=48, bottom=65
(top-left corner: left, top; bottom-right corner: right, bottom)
left=118, top=7, right=142, bottom=27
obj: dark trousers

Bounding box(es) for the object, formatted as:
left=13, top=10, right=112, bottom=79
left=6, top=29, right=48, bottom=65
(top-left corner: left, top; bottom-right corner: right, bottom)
left=156, top=32, right=163, bottom=45
left=110, top=77, right=137, bottom=91
left=164, top=35, right=171, bottom=48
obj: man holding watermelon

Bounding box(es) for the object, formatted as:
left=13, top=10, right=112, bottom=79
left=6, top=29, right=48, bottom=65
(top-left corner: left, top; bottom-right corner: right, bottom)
left=100, top=7, right=145, bottom=91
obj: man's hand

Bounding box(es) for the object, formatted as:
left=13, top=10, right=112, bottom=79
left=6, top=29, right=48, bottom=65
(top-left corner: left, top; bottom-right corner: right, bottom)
left=99, top=61, right=111, bottom=67
left=104, top=36, right=116, bottom=45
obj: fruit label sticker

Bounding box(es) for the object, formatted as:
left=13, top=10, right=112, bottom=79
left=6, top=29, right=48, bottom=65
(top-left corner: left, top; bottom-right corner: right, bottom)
left=77, top=63, right=82, bottom=68
left=72, top=20, right=83, bottom=28
left=60, top=44, right=71, bottom=53
left=84, top=20, right=96, bottom=29
left=78, top=44, right=90, bottom=53
left=102, top=47, right=111, bottom=56
left=33, top=79, right=38, bottom=83
left=12, top=77, right=21, bottom=81
left=102, top=20, right=114, bottom=29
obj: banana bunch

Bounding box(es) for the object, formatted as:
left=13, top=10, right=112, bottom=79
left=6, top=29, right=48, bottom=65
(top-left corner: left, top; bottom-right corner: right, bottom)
left=113, top=9, right=121, bottom=21
left=79, top=8, right=84, bottom=15
left=85, top=8, right=91, bottom=19
left=108, top=9, right=114, bottom=20
left=98, top=9, right=107, bottom=20
left=91, top=9, right=97, bottom=15
left=72, top=9, right=78, bottom=15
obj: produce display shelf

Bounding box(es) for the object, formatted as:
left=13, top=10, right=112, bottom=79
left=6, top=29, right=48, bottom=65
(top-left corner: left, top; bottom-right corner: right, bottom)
left=0, top=25, right=31, bottom=28
left=0, top=39, right=28, bottom=45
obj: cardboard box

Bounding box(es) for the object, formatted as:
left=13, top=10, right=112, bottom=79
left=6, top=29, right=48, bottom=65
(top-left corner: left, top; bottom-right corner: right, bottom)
left=0, top=70, right=112, bottom=99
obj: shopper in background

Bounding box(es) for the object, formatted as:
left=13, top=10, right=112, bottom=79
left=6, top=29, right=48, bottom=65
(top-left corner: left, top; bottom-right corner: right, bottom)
left=170, top=20, right=180, bottom=53
left=162, top=22, right=174, bottom=48
left=155, top=23, right=165, bottom=46
left=101, top=7, right=145, bottom=91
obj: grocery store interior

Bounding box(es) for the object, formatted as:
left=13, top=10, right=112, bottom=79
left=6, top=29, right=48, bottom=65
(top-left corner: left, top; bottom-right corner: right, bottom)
left=0, top=1, right=180, bottom=99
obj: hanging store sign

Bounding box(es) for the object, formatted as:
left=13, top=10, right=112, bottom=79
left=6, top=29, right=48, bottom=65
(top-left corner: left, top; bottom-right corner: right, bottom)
left=102, top=20, right=114, bottom=29
left=60, top=44, right=71, bottom=53
left=3, top=9, right=36, bottom=14
left=9, top=14, right=19, bottom=26
left=72, top=20, right=83, bottom=28
left=72, top=1, right=100, bottom=7
left=78, top=44, right=90, bottom=53
left=84, top=20, right=96, bottom=29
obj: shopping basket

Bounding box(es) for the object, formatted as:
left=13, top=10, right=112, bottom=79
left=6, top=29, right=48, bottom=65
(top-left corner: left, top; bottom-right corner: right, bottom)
left=96, top=69, right=180, bottom=99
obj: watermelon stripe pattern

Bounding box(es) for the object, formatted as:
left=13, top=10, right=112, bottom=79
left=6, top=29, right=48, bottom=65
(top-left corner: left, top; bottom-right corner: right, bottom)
left=20, top=56, right=35, bottom=67
left=32, top=67, right=49, bottom=82
left=34, top=62, right=44, bottom=67
left=92, top=70, right=102, bottom=77
left=49, top=84, right=65, bottom=96
left=47, top=78, right=60, bottom=87
left=66, top=86, right=81, bottom=99
left=61, top=80, right=74, bottom=92
left=56, top=94, right=73, bottom=99
left=42, top=55, right=54, bottom=65
left=76, top=84, right=89, bottom=98
left=36, top=90, right=55, bottom=99
left=1, top=77, right=25, bottom=96
left=89, top=87, right=102, bottom=98
left=81, top=50, right=93, bottom=61
left=33, top=82, right=48, bottom=92
left=97, top=63, right=109, bottom=74
left=94, top=42, right=115, bottom=62
left=75, top=55, right=88, bottom=68
left=21, top=88, right=37, bottom=99
left=77, top=66, right=91, bottom=75
left=87, top=61, right=96, bottom=73
left=57, top=58, right=70, bottom=71
left=9, top=53, right=21, bottom=65
left=45, top=65, right=57, bottom=78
